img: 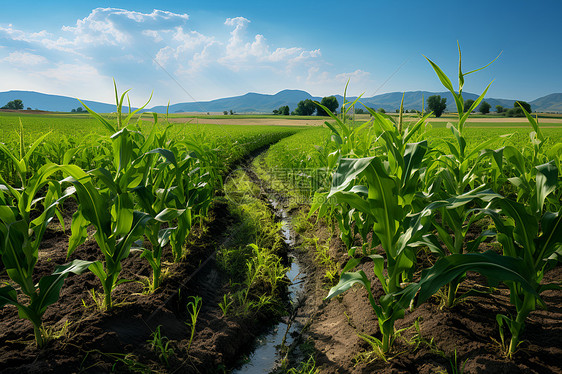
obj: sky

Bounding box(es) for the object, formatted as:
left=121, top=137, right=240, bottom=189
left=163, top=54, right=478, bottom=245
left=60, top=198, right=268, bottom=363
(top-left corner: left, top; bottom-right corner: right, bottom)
left=0, top=0, right=561, bottom=107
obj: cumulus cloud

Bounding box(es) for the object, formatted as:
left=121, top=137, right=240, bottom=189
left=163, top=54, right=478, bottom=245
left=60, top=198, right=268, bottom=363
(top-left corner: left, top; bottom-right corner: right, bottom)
left=217, top=16, right=319, bottom=72
left=0, top=7, right=367, bottom=103
left=60, top=8, right=190, bottom=48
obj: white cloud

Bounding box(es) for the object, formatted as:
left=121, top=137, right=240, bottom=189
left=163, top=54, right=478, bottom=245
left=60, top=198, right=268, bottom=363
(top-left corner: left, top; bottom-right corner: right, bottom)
left=336, top=69, right=371, bottom=84
left=142, top=30, right=163, bottom=43
left=217, top=16, right=320, bottom=73
left=0, top=8, right=364, bottom=104
left=2, top=51, right=47, bottom=65
left=59, top=8, right=190, bottom=48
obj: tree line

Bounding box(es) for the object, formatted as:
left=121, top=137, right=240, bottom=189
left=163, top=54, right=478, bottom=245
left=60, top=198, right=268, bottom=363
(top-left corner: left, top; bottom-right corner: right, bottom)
left=1, top=99, right=85, bottom=113
left=426, top=94, right=532, bottom=117
left=272, top=96, right=339, bottom=116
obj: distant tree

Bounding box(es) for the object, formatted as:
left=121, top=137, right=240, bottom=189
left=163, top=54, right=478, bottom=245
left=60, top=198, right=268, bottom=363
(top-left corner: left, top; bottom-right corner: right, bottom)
left=506, top=108, right=520, bottom=117
left=229, top=109, right=234, bottom=115
left=316, top=96, right=339, bottom=116
left=71, top=108, right=76, bottom=113
left=479, top=101, right=491, bottom=114
left=496, top=105, right=504, bottom=113
left=274, top=105, right=290, bottom=116
left=463, top=99, right=475, bottom=112
left=1, top=99, right=24, bottom=110
left=355, top=108, right=365, bottom=114
left=26, top=107, right=31, bottom=110
left=378, top=108, right=386, bottom=114
left=223, top=110, right=228, bottom=115
left=427, top=95, right=447, bottom=117
left=76, top=107, right=84, bottom=112
left=515, top=100, right=531, bottom=113
left=272, top=109, right=279, bottom=115
left=294, top=99, right=316, bottom=116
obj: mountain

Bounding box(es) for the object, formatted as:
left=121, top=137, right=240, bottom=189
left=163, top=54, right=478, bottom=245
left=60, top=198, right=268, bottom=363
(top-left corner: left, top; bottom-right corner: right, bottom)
left=530, top=93, right=562, bottom=113
left=358, top=91, right=516, bottom=113
left=1, top=89, right=561, bottom=114
left=0, top=90, right=116, bottom=113
left=148, top=89, right=316, bottom=113
left=148, top=90, right=557, bottom=114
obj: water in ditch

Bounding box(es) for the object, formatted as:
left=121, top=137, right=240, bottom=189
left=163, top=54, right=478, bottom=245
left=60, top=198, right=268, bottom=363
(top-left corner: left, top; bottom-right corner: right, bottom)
left=231, top=198, right=305, bottom=373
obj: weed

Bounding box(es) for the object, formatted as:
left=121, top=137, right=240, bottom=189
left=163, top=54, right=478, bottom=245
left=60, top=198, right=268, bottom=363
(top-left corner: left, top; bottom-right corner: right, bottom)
left=147, top=325, right=174, bottom=367
left=186, top=295, right=202, bottom=353
left=218, top=293, right=234, bottom=317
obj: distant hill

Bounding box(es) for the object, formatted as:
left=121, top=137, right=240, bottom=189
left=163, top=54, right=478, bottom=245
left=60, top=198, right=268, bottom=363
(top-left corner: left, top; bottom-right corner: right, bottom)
left=1, top=89, right=561, bottom=114
left=0, top=90, right=116, bottom=113
left=147, top=90, right=558, bottom=114
left=529, top=93, right=562, bottom=113
left=148, top=89, right=317, bottom=113
left=358, top=91, right=516, bottom=113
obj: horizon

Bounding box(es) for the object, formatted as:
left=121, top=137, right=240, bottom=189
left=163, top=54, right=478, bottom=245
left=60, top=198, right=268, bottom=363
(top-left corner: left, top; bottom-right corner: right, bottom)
left=1, top=1, right=561, bottom=106
left=4, top=88, right=559, bottom=110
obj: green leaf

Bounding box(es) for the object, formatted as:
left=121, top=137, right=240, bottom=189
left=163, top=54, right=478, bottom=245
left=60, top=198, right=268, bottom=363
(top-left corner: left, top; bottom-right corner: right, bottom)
left=424, top=56, right=455, bottom=93
left=154, top=208, right=185, bottom=222
left=145, top=148, right=177, bottom=166
left=158, top=227, right=175, bottom=247
left=402, top=141, right=428, bottom=188
left=35, top=259, right=93, bottom=314
left=78, top=99, right=116, bottom=134
left=401, top=251, right=538, bottom=308
left=329, top=157, right=375, bottom=195
left=536, top=210, right=562, bottom=265
left=535, top=162, right=558, bottom=214
left=0, top=285, right=19, bottom=309
left=326, top=270, right=380, bottom=315
left=68, top=208, right=88, bottom=256
left=88, top=261, right=107, bottom=283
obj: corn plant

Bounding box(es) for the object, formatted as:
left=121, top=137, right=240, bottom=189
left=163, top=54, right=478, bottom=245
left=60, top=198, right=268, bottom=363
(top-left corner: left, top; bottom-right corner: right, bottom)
left=484, top=161, right=561, bottom=356
left=421, top=45, right=507, bottom=306
left=186, top=296, right=202, bottom=353
left=62, top=164, right=152, bottom=310
left=321, top=149, right=431, bottom=353
left=165, top=140, right=216, bottom=262
left=0, top=118, right=51, bottom=187
left=401, top=161, right=561, bottom=358
left=0, top=163, right=91, bottom=347
left=62, top=85, right=157, bottom=310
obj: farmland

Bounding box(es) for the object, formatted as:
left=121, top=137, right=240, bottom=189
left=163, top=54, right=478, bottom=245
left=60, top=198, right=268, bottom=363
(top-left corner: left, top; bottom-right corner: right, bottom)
left=1, top=70, right=562, bottom=373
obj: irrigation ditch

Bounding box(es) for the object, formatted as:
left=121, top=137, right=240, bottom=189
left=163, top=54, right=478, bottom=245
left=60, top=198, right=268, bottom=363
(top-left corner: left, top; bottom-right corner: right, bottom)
left=0, top=138, right=330, bottom=373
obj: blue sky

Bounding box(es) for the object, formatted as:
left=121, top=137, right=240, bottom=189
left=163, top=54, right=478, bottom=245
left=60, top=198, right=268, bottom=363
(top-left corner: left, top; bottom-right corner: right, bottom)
left=0, top=0, right=560, bottom=106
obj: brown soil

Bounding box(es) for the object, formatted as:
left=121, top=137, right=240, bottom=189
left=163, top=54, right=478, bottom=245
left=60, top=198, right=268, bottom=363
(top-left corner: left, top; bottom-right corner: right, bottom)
left=1, top=190, right=561, bottom=373
left=0, top=201, right=281, bottom=373
left=289, top=214, right=562, bottom=374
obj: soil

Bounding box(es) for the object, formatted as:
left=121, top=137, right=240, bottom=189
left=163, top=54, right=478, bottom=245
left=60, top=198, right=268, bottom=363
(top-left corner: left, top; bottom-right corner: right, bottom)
left=1, top=161, right=561, bottom=374
left=0, top=199, right=286, bottom=373
left=287, top=214, right=562, bottom=374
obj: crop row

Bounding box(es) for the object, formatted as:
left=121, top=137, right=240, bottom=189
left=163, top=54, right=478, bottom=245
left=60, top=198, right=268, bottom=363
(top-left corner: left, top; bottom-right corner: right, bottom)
left=0, top=86, right=300, bottom=348
left=267, top=50, right=561, bottom=359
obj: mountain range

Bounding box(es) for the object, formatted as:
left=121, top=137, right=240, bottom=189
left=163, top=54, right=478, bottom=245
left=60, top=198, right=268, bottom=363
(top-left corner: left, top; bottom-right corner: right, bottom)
left=1, top=89, right=561, bottom=114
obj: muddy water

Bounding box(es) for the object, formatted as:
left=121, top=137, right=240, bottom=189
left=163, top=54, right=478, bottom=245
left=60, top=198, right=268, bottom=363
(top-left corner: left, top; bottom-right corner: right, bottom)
left=232, top=198, right=305, bottom=373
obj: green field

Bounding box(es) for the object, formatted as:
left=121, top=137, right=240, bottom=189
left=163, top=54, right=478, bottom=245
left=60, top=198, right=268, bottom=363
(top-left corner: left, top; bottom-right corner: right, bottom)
left=0, top=102, right=561, bottom=372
